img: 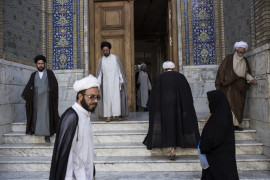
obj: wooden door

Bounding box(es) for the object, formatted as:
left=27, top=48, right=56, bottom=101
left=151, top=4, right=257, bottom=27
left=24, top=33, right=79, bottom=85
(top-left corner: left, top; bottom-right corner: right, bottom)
left=90, top=0, right=135, bottom=111
left=167, top=0, right=178, bottom=71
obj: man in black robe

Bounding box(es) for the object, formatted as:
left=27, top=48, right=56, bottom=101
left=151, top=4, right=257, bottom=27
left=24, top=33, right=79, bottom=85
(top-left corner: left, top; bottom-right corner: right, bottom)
left=50, top=75, right=100, bottom=180
left=143, top=61, right=200, bottom=160
left=21, top=55, right=59, bottom=143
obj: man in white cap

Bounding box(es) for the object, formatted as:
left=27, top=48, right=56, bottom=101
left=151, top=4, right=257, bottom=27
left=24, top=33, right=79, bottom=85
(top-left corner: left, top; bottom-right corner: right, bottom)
left=136, top=63, right=152, bottom=111
left=143, top=61, right=200, bottom=160
left=215, top=41, right=257, bottom=131
left=50, top=75, right=100, bottom=180
left=162, top=61, right=176, bottom=72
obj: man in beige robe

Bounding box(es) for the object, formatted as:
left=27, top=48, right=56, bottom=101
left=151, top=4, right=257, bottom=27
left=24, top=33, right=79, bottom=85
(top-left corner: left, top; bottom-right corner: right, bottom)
left=215, top=41, right=257, bottom=131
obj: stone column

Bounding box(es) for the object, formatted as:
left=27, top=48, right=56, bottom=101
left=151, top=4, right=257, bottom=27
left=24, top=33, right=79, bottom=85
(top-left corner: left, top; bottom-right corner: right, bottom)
left=245, top=44, right=270, bottom=157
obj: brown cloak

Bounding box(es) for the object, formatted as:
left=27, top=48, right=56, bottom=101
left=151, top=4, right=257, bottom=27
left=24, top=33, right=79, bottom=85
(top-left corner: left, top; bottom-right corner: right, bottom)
left=215, top=54, right=251, bottom=124
left=22, top=70, right=59, bottom=135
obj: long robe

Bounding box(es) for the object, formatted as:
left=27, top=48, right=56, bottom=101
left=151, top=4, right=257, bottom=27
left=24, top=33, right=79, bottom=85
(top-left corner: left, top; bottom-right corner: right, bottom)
left=96, top=54, right=129, bottom=118
left=50, top=107, right=78, bottom=180
left=50, top=105, right=96, bottom=180
left=65, top=103, right=94, bottom=180
left=215, top=54, right=251, bottom=124
left=143, top=71, right=200, bottom=149
left=136, top=71, right=152, bottom=108
left=22, top=70, right=59, bottom=136
left=33, top=70, right=50, bottom=135
left=200, top=90, right=239, bottom=180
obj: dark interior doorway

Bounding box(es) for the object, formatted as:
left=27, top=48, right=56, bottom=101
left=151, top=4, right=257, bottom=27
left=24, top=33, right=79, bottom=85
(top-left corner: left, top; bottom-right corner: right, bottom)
left=134, top=0, right=168, bottom=111
left=134, top=0, right=168, bottom=84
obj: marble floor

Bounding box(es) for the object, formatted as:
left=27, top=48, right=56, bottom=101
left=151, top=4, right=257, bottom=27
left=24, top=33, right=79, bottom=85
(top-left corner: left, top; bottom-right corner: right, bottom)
left=1, top=171, right=270, bottom=180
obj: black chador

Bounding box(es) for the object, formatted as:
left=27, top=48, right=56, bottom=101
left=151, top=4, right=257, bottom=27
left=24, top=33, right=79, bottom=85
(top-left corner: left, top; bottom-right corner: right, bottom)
left=200, top=90, right=239, bottom=180
left=143, top=71, right=200, bottom=149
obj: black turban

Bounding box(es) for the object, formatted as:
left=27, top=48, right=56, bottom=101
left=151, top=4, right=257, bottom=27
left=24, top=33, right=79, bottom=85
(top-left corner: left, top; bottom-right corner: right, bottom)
left=101, top=41, right=111, bottom=49
left=34, top=55, right=47, bottom=63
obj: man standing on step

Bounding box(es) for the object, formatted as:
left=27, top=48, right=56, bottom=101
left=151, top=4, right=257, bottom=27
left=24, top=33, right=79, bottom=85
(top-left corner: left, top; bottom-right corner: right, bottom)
left=95, top=41, right=129, bottom=122
left=136, top=63, right=152, bottom=111
left=215, top=41, right=257, bottom=131
left=22, top=55, right=59, bottom=143
left=50, top=75, right=100, bottom=180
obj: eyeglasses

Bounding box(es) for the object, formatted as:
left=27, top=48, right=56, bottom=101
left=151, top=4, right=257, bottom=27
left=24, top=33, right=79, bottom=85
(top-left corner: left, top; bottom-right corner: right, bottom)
left=236, top=50, right=245, bottom=55
left=83, top=94, right=101, bottom=101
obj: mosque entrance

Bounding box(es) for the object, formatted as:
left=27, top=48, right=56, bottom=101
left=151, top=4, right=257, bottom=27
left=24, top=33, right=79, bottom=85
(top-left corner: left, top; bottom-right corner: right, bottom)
left=89, top=0, right=178, bottom=111
left=134, top=0, right=178, bottom=111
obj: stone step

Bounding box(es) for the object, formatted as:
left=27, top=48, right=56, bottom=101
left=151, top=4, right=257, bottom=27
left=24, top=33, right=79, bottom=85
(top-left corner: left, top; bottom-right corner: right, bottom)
left=0, top=141, right=263, bottom=157
left=4, top=129, right=256, bottom=144
left=0, top=155, right=269, bottom=172
left=11, top=118, right=250, bottom=132
left=1, top=171, right=270, bottom=180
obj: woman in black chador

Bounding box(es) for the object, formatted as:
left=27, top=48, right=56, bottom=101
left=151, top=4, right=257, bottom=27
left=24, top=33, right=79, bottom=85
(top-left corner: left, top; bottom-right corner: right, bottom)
left=200, top=90, right=239, bottom=180
left=143, top=61, right=200, bottom=160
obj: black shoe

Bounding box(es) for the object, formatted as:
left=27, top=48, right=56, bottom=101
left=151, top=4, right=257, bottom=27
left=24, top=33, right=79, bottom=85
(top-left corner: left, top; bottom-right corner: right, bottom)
left=44, top=136, right=51, bottom=143
left=234, top=126, right=243, bottom=131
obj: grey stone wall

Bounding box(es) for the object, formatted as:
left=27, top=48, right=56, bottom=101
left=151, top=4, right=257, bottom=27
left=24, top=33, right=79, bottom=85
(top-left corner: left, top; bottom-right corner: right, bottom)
left=0, top=58, right=35, bottom=144
left=54, top=69, right=84, bottom=115
left=183, top=65, right=218, bottom=113
left=245, top=44, right=270, bottom=157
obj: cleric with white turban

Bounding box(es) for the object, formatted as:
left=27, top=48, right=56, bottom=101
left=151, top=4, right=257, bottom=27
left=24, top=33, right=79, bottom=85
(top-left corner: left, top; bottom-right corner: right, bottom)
left=50, top=74, right=99, bottom=180
left=162, top=61, right=175, bottom=71
left=234, top=41, right=248, bottom=51
left=73, top=74, right=100, bottom=92
left=215, top=41, right=257, bottom=132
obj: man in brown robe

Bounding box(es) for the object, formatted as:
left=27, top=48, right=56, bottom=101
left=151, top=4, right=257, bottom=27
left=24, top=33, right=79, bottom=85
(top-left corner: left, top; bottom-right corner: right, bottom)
left=22, top=55, right=59, bottom=143
left=215, top=41, right=257, bottom=131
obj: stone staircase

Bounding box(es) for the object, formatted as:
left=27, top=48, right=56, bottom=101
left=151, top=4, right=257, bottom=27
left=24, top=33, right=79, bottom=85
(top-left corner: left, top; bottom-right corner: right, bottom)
left=0, top=112, right=270, bottom=180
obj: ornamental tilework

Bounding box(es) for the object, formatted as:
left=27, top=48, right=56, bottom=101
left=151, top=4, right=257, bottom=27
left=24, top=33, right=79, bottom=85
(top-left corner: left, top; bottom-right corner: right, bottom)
left=191, top=0, right=216, bottom=65
left=2, top=0, right=43, bottom=64
left=53, top=0, right=74, bottom=69
left=52, top=0, right=82, bottom=70
left=184, top=0, right=217, bottom=65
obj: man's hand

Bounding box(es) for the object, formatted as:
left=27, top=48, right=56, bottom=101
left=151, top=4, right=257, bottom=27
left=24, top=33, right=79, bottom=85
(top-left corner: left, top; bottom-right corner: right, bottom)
left=250, top=79, right=257, bottom=84
left=120, top=83, right=124, bottom=91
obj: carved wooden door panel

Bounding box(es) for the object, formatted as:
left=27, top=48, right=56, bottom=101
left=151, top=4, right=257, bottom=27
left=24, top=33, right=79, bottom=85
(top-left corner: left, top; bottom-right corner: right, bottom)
left=91, top=0, right=135, bottom=111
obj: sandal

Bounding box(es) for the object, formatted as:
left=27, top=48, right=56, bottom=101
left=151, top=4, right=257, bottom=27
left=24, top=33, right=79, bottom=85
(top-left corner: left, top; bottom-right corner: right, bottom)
left=169, top=147, right=176, bottom=160
left=169, top=154, right=176, bottom=160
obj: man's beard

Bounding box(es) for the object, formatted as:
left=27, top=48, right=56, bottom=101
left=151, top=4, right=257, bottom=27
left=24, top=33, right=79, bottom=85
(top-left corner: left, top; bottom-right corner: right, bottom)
left=81, top=97, right=97, bottom=112
left=37, top=66, right=45, bottom=72
left=104, top=52, right=110, bottom=57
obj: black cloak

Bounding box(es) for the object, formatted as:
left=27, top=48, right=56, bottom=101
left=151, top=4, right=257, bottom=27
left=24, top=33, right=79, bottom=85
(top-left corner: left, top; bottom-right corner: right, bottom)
left=21, top=70, right=59, bottom=136
left=143, top=71, right=200, bottom=149
left=49, top=107, right=78, bottom=180
left=200, top=90, right=239, bottom=180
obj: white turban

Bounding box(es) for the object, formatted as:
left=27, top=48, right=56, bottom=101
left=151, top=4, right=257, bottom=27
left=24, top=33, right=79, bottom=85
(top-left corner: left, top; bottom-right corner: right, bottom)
left=162, top=61, right=175, bottom=70
left=234, top=41, right=248, bottom=51
left=140, top=63, right=146, bottom=67
left=73, top=74, right=100, bottom=93
left=140, top=63, right=146, bottom=69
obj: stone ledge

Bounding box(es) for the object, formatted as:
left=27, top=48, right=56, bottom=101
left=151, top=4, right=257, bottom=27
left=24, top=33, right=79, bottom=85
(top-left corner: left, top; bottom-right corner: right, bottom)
left=0, top=58, right=35, bottom=71
left=246, top=43, right=270, bottom=57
